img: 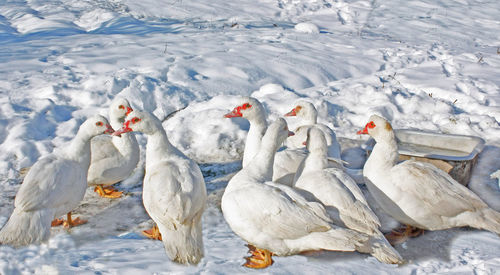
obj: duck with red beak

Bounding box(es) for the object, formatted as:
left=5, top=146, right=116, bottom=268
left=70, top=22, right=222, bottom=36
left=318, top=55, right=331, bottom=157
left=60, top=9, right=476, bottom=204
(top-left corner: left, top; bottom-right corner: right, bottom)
left=114, top=110, right=207, bottom=265
left=87, top=97, right=140, bottom=199
left=358, top=114, right=500, bottom=244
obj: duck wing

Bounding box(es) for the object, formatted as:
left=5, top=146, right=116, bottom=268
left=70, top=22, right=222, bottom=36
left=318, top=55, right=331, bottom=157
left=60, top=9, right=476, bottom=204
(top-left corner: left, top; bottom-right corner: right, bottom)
left=15, top=155, right=85, bottom=212
left=143, top=158, right=206, bottom=228
left=227, top=180, right=334, bottom=240
left=391, top=160, right=487, bottom=218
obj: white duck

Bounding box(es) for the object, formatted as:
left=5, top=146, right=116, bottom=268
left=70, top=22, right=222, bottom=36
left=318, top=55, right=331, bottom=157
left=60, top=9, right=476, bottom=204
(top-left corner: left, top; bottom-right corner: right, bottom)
left=87, top=97, right=139, bottom=198
left=285, top=100, right=342, bottom=160
left=225, top=97, right=306, bottom=186
left=113, top=110, right=207, bottom=265
left=221, top=118, right=402, bottom=269
left=0, top=115, right=114, bottom=247
left=293, top=127, right=401, bottom=262
left=294, top=127, right=380, bottom=234
left=359, top=114, right=500, bottom=243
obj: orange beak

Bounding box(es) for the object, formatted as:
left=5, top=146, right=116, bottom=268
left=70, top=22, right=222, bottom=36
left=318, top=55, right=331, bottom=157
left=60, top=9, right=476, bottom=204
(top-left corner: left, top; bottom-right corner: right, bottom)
left=104, top=124, right=115, bottom=134
left=284, top=108, right=297, bottom=117
left=224, top=107, right=242, bottom=118
left=357, top=125, right=369, bottom=135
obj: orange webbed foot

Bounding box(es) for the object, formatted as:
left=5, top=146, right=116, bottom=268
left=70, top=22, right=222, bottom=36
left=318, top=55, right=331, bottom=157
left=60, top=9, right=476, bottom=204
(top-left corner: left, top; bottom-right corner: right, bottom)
left=52, top=213, right=87, bottom=228
left=408, top=227, right=425, bottom=237
left=94, top=185, right=124, bottom=199
left=63, top=216, right=87, bottom=228
left=142, top=225, right=162, bottom=241
left=51, top=218, right=64, bottom=227
left=385, top=224, right=425, bottom=245
left=243, top=244, right=273, bottom=269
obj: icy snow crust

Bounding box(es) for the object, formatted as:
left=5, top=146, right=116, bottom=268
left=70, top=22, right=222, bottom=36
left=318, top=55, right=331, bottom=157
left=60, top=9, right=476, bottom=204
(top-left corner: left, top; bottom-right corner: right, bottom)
left=0, top=0, right=499, bottom=274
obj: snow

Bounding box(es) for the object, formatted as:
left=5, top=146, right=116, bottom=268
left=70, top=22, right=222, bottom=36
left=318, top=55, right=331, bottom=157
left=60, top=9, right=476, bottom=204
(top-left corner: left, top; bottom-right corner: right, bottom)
left=0, top=0, right=499, bottom=273
left=294, top=22, right=320, bottom=34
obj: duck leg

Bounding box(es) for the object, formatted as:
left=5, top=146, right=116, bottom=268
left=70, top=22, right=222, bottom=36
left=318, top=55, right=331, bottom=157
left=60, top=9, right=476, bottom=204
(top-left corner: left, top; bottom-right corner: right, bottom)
left=142, top=225, right=162, bottom=240
left=51, top=212, right=87, bottom=228
left=385, top=224, right=425, bottom=245
left=64, top=212, right=87, bottom=228
left=94, top=184, right=123, bottom=198
left=243, top=244, right=274, bottom=269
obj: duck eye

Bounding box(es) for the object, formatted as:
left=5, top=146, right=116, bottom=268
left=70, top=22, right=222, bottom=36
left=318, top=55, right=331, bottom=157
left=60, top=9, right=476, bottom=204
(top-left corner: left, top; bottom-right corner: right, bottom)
left=131, top=117, right=141, bottom=124
left=119, top=105, right=125, bottom=109
left=242, top=103, right=252, bottom=109
left=96, top=121, right=103, bottom=126
left=368, top=121, right=376, bottom=128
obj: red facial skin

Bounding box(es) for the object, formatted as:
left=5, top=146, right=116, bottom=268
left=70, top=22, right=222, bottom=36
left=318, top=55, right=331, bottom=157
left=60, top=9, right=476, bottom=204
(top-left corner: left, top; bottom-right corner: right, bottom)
left=118, top=105, right=133, bottom=115
left=112, top=117, right=141, bottom=136
left=126, top=107, right=133, bottom=115
left=224, top=103, right=252, bottom=118
left=96, top=121, right=115, bottom=134
left=284, top=106, right=301, bottom=117
left=357, top=121, right=376, bottom=135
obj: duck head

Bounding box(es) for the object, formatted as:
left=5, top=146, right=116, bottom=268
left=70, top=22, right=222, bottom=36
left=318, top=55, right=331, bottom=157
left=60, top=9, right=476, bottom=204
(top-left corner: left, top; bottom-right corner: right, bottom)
left=82, top=115, right=115, bottom=136
left=109, top=97, right=133, bottom=127
left=357, top=114, right=394, bottom=142
left=224, top=97, right=265, bottom=121
left=285, top=100, right=317, bottom=124
left=113, top=110, right=161, bottom=136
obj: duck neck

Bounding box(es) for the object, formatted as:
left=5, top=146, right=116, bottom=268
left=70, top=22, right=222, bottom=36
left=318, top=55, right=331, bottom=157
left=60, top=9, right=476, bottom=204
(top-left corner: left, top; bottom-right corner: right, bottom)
left=302, top=108, right=317, bottom=125
left=293, top=149, right=326, bottom=184
left=245, top=141, right=277, bottom=182
left=242, top=115, right=267, bottom=167
left=304, top=149, right=328, bottom=173
left=64, top=130, right=93, bottom=169
left=303, top=115, right=317, bottom=125
left=145, top=128, right=178, bottom=165
left=112, top=132, right=138, bottom=155
left=364, top=132, right=399, bottom=177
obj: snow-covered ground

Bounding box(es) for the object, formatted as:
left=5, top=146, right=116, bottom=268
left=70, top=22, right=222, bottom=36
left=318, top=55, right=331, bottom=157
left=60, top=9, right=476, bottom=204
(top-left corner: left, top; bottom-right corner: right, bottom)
left=1, top=0, right=500, bottom=273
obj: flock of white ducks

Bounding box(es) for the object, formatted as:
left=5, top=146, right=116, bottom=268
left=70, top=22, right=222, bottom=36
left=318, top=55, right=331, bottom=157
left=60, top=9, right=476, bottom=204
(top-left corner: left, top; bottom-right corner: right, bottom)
left=0, top=96, right=499, bottom=269
left=221, top=118, right=401, bottom=268
left=222, top=97, right=499, bottom=268
left=224, top=97, right=307, bottom=186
